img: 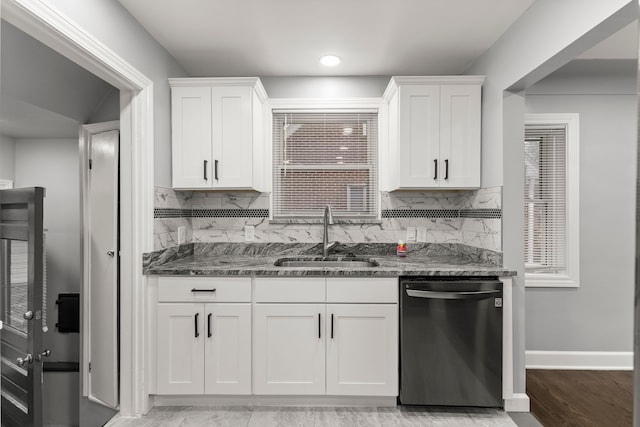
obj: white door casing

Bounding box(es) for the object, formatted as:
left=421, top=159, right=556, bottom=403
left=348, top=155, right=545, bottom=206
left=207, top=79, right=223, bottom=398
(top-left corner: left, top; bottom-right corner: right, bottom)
left=84, top=124, right=120, bottom=409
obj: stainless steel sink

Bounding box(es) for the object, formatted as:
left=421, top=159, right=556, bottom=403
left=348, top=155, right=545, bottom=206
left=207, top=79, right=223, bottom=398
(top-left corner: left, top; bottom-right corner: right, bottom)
left=274, top=257, right=379, bottom=268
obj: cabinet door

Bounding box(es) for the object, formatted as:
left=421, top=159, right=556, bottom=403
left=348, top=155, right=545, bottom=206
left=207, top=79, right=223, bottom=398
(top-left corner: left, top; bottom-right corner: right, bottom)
left=171, top=86, right=213, bottom=188
left=156, top=304, right=205, bottom=394
left=439, top=84, right=481, bottom=188
left=326, top=304, right=398, bottom=396
left=399, top=85, right=440, bottom=188
left=211, top=86, right=253, bottom=189
left=253, top=304, right=325, bottom=395
left=204, top=303, right=251, bottom=395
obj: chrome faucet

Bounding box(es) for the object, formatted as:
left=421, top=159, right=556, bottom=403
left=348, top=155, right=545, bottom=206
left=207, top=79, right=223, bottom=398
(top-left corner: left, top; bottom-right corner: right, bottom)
left=323, top=204, right=338, bottom=257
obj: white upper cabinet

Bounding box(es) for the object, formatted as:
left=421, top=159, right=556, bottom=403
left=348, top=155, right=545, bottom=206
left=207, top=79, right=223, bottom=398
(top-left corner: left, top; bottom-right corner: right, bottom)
left=384, top=76, right=484, bottom=190
left=170, top=77, right=268, bottom=191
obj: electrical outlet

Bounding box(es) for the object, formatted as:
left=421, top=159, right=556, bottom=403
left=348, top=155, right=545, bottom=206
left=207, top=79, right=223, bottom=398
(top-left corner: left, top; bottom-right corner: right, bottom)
left=177, top=226, right=186, bottom=244
left=244, top=225, right=255, bottom=242
left=406, top=227, right=416, bottom=242
left=417, top=227, right=427, bottom=242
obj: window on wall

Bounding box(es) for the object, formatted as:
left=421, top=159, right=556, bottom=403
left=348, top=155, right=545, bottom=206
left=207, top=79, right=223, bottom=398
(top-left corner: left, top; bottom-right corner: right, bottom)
left=272, top=111, right=378, bottom=219
left=524, top=113, right=579, bottom=287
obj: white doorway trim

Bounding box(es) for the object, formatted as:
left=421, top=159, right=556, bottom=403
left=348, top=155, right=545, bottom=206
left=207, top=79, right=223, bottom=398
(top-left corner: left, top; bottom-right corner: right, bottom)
left=2, top=0, right=155, bottom=416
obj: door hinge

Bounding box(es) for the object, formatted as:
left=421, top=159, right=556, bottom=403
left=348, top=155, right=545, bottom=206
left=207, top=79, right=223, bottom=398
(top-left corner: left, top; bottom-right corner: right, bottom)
left=89, top=159, right=92, bottom=170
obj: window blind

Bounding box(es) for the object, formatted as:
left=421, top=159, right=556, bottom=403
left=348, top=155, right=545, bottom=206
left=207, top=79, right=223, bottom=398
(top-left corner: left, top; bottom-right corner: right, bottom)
left=272, top=111, right=378, bottom=219
left=524, top=124, right=567, bottom=274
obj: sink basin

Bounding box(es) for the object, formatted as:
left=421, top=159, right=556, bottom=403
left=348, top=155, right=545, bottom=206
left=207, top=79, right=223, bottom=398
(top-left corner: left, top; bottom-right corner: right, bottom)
left=274, top=257, right=379, bottom=268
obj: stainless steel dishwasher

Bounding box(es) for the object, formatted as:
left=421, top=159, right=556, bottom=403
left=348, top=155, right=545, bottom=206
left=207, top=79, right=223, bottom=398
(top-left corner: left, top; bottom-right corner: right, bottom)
left=399, top=277, right=503, bottom=407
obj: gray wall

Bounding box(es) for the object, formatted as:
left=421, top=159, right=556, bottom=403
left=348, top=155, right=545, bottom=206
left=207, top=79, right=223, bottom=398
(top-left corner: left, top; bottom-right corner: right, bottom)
left=0, top=135, right=15, bottom=180
left=524, top=62, right=637, bottom=352
left=43, top=0, right=188, bottom=187
left=466, top=0, right=637, bottom=396
left=262, top=76, right=390, bottom=98
left=14, top=139, right=81, bottom=426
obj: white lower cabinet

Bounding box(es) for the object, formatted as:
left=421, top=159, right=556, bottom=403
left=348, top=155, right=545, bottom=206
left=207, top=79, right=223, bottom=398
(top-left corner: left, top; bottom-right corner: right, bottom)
left=156, top=303, right=251, bottom=395
left=253, top=277, right=398, bottom=397
left=326, top=304, right=398, bottom=396
left=253, top=304, right=326, bottom=395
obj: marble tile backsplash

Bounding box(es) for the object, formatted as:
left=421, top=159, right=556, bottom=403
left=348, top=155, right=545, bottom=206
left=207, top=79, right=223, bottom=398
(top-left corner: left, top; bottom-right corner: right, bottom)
left=154, top=186, right=502, bottom=252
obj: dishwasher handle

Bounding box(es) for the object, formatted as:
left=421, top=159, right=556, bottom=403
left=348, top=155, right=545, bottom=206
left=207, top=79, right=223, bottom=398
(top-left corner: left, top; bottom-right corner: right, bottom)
left=406, top=288, right=500, bottom=300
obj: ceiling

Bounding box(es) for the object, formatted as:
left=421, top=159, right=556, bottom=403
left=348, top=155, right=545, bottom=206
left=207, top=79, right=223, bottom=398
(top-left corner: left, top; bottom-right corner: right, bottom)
left=118, top=0, right=540, bottom=76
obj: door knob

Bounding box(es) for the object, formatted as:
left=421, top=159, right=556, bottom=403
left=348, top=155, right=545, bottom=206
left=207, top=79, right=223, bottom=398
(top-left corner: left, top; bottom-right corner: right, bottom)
left=23, top=310, right=33, bottom=320
left=107, top=250, right=115, bottom=257
left=36, top=349, right=51, bottom=362
left=16, top=354, right=33, bottom=367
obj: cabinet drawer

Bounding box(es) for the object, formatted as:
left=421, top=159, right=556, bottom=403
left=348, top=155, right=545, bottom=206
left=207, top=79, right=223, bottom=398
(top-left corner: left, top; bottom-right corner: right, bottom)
left=255, top=277, right=325, bottom=302
left=326, top=278, right=398, bottom=303
left=158, top=277, right=251, bottom=302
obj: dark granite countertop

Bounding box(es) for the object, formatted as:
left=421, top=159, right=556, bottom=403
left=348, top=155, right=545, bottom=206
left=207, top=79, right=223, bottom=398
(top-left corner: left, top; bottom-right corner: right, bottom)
left=143, top=243, right=516, bottom=277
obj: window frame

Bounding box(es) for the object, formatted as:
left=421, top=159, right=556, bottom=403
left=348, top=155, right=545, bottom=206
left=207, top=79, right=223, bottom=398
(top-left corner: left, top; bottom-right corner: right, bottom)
left=267, top=98, right=384, bottom=222
left=524, top=113, right=580, bottom=288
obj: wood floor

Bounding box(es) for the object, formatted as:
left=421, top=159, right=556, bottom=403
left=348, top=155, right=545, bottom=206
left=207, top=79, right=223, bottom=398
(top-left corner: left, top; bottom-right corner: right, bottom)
left=526, top=370, right=633, bottom=427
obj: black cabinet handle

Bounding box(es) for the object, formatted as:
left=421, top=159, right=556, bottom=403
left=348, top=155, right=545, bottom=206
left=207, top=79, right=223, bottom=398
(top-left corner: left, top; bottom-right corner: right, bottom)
left=445, top=159, right=449, bottom=180
left=191, top=288, right=216, bottom=293
left=331, top=314, right=334, bottom=339
left=207, top=313, right=212, bottom=338
left=194, top=313, right=199, bottom=338
left=204, top=160, right=208, bottom=181
left=434, top=159, right=438, bottom=180
left=214, top=160, right=219, bottom=181
left=318, top=313, right=321, bottom=339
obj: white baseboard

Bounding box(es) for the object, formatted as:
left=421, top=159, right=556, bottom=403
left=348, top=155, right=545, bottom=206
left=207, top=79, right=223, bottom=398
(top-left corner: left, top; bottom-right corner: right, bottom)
left=504, top=393, right=530, bottom=412
left=153, top=395, right=397, bottom=407
left=526, top=350, right=633, bottom=370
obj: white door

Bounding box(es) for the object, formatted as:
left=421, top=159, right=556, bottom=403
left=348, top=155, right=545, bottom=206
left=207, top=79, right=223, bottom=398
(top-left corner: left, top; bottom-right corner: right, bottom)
left=156, top=304, right=205, bottom=394
left=399, top=85, right=441, bottom=188
left=439, top=84, right=481, bottom=188
left=87, top=129, right=119, bottom=408
left=0, top=188, right=46, bottom=427
left=253, top=304, right=325, bottom=395
left=211, top=85, right=252, bottom=189
left=171, top=86, right=213, bottom=188
left=326, top=304, right=398, bottom=396
left=204, top=303, right=251, bottom=395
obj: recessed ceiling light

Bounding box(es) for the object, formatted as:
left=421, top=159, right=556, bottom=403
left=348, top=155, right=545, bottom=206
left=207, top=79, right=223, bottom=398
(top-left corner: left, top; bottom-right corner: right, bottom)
left=342, top=127, right=353, bottom=135
left=320, top=55, right=341, bottom=67
left=339, top=146, right=349, bottom=150
left=336, top=156, right=344, bottom=160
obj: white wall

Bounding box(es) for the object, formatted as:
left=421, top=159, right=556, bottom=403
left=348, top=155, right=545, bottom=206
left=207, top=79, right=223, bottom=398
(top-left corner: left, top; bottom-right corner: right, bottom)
left=466, top=0, right=637, bottom=397
left=0, top=134, right=16, bottom=181
left=36, top=0, right=188, bottom=187
left=525, top=62, right=636, bottom=353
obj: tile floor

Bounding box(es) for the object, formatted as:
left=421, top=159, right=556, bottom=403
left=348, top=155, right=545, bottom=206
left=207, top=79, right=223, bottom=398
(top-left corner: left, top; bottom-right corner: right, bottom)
left=108, top=406, right=517, bottom=426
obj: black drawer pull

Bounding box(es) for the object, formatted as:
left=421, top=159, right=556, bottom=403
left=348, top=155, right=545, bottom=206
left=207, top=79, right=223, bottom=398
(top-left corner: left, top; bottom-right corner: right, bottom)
left=444, top=159, right=449, bottom=180
left=194, top=313, right=199, bottom=338
left=207, top=313, right=212, bottom=338
left=331, top=314, right=334, bottom=339
left=434, top=159, right=438, bottom=180
left=204, top=160, right=208, bottom=181
left=318, top=313, right=321, bottom=339
left=191, top=288, right=216, bottom=293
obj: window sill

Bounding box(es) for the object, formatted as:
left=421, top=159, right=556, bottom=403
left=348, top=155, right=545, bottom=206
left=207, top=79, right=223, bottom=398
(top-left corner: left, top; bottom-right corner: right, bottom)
left=525, top=273, right=579, bottom=288
left=270, top=218, right=382, bottom=225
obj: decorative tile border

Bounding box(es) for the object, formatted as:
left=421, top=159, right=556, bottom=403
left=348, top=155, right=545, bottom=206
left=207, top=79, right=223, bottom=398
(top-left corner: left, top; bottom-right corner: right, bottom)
left=154, top=208, right=192, bottom=218
left=460, top=209, right=502, bottom=219
left=154, top=208, right=269, bottom=219
left=382, top=208, right=501, bottom=219
left=156, top=208, right=501, bottom=220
